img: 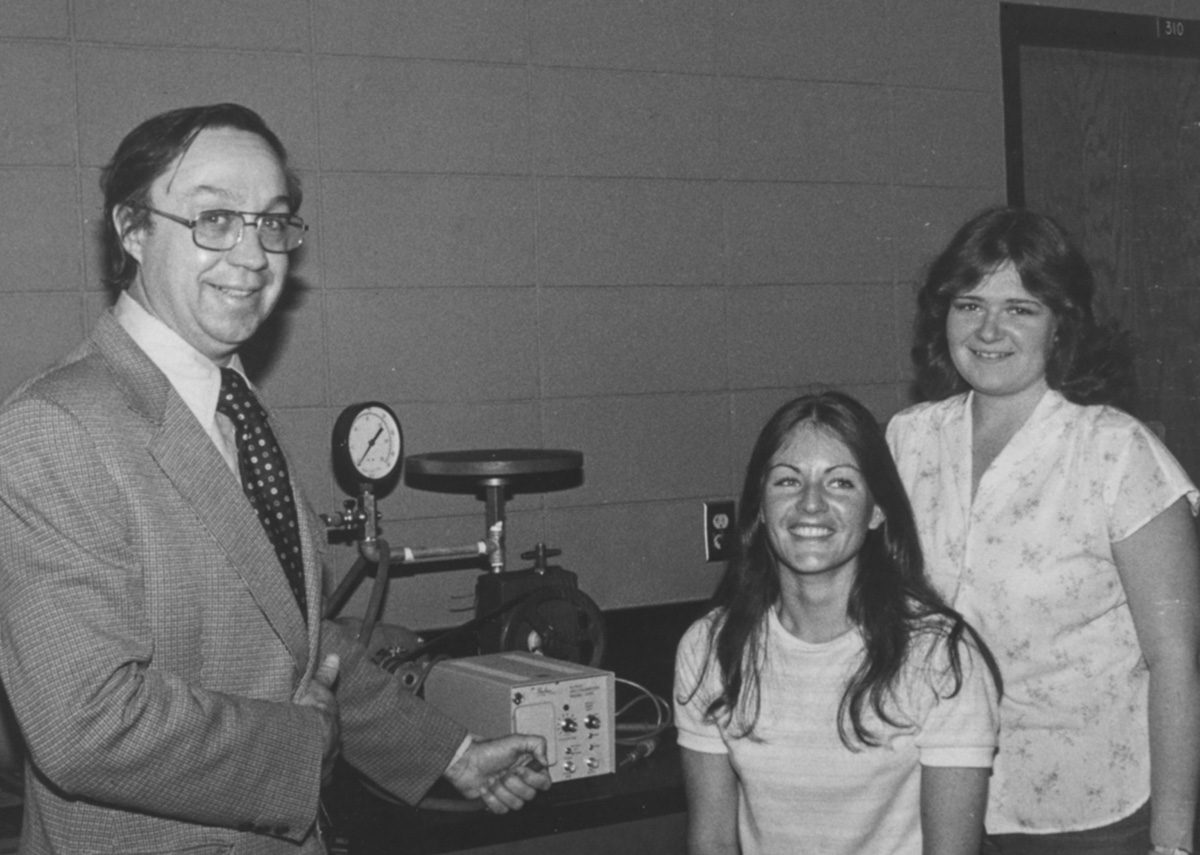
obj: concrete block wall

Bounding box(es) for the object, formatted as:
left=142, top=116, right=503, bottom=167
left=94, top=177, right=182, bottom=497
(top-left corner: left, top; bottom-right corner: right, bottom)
left=0, top=0, right=1183, bottom=628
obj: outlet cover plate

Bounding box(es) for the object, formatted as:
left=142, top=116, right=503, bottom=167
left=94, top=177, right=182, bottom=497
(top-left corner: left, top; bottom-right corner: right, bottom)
left=703, top=500, right=736, bottom=563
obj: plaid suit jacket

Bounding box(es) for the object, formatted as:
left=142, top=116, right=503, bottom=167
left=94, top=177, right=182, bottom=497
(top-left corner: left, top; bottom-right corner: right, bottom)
left=0, top=311, right=466, bottom=854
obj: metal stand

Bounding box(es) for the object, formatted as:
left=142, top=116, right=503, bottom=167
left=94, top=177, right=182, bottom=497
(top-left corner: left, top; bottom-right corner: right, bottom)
left=324, top=449, right=585, bottom=651
left=404, top=448, right=584, bottom=575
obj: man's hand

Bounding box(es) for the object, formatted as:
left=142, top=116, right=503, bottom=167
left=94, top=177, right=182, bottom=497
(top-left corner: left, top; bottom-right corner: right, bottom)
left=296, top=654, right=341, bottom=786
left=443, top=734, right=551, bottom=814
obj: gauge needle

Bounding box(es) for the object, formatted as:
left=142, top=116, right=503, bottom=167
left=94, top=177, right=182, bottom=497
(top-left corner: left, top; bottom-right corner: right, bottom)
left=356, top=427, right=384, bottom=466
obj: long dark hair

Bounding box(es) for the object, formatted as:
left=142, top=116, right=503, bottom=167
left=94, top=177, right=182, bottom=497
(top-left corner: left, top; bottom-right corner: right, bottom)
left=689, top=390, right=999, bottom=747
left=100, top=103, right=302, bottom=292
left=912, top=206, right=1134, bottom=408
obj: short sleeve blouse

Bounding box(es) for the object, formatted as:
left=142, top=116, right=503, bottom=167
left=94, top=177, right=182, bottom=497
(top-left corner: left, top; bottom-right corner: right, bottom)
left=887, top=390, right=1199, bottom=833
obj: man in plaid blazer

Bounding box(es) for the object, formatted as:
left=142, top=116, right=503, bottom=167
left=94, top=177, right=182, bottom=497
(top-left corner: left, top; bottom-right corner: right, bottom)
left=0, top=104, right=549, bottom=854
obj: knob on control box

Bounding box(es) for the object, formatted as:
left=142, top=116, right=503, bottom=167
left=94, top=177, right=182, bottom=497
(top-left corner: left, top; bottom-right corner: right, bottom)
left=423, top=651, right=616, bottom=783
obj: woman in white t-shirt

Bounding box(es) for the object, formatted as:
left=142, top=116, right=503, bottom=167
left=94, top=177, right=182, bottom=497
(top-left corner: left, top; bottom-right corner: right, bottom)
left=888, top=206, right=1200, bottom=855
left=675, top=390, right=1002, bottom=855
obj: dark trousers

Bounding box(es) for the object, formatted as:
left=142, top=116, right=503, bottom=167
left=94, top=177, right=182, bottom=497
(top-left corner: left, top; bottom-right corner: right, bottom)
left=982, top=802, right=1151, bottom=855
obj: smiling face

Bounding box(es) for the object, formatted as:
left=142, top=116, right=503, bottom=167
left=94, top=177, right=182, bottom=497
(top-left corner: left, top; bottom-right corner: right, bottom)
left=118, top=126, right=292, bottom=364
left=763, top=423, right=884, bottom=587
left=947, top=262, right=1058, bottom=406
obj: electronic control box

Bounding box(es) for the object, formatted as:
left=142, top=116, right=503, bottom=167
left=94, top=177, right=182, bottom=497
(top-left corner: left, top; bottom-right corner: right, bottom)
left=423, top=652, right=615, bottom=783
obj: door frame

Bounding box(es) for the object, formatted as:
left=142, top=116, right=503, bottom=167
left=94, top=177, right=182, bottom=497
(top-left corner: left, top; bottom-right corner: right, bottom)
left=1000, top=3, right=1200, bottom=206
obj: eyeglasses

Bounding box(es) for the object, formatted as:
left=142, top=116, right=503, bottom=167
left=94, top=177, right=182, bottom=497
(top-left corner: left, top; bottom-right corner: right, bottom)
left=136, top=205, right=308, bottom=253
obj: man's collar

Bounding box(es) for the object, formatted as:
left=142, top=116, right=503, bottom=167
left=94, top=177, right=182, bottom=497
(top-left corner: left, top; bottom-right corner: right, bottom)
left=113, top=292, right=247, bottom=428
left=114, top=292, right=246, bottom=376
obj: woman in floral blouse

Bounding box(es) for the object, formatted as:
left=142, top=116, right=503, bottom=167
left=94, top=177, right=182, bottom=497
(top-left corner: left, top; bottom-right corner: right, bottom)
left=888, top=206, right=1200, bottom=855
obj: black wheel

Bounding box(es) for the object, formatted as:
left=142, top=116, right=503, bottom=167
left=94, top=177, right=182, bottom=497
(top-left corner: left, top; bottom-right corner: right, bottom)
left=498, top=585, right=606, bottom=668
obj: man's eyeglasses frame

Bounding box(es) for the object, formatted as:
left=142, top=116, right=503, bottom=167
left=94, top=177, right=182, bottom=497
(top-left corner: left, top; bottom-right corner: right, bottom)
left=133, top=205, right=307, bottom=254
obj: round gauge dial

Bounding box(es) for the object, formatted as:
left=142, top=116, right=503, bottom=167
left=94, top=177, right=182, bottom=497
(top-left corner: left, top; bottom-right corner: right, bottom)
left=332, top=402, right=403, bottom=485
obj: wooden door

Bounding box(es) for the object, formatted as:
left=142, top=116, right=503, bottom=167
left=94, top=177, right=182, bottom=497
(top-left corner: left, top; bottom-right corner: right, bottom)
left=1006, top=6, right=1200, bottom=479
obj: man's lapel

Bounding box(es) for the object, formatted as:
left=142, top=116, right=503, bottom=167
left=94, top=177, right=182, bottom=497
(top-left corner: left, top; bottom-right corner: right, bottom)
left=91, top=312, right=311, bottom=667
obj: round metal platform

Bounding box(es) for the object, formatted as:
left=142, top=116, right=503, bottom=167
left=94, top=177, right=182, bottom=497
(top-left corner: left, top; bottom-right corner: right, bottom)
left=405, top=449, right=582, bottom=481
left=404, top=449, right=584, bottom=575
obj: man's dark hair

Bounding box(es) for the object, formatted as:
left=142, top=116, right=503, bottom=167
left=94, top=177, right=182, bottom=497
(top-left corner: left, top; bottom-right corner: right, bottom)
left=100, top=103, right=302, bottom=291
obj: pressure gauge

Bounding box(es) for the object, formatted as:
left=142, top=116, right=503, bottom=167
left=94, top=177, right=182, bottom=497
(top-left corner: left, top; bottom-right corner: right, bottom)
left=332, top=402, right=403, bottom=486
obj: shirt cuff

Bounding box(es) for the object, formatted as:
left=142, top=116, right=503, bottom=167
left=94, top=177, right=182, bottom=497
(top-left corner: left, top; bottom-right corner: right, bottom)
left=919, top=745, right=996, bottom=768
left=446, top=734, right=474, bottom=772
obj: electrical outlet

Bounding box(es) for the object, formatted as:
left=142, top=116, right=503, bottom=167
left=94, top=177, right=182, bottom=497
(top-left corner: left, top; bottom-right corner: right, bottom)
left=703, top=500, right=736, bottom=563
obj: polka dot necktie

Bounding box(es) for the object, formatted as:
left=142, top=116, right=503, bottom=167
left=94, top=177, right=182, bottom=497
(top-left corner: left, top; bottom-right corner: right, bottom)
left=216, top=368, right=307, bottom=621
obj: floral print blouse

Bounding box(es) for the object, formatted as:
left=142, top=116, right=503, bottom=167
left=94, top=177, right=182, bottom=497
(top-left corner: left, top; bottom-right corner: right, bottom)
left=887, top=390, right=1198, bottom=833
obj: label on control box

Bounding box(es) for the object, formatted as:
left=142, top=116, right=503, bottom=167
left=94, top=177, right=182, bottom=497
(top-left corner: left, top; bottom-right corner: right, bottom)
left=513, top=702, right=557, bottom=766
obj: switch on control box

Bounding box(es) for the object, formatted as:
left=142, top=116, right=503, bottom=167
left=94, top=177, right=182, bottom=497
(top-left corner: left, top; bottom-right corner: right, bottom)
left=704, top=500, right=735, bottom=563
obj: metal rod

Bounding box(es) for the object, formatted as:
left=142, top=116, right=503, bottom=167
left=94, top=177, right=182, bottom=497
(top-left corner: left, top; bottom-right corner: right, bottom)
left=390, top=543, right=489, bottom=565
left=357, top=538, right=488, bottom=567
left=484, top=482, right=505, bottom=573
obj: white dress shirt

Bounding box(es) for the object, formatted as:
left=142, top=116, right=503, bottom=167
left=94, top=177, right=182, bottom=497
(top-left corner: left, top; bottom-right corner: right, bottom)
left=113, top=291, right=243, bottom=476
